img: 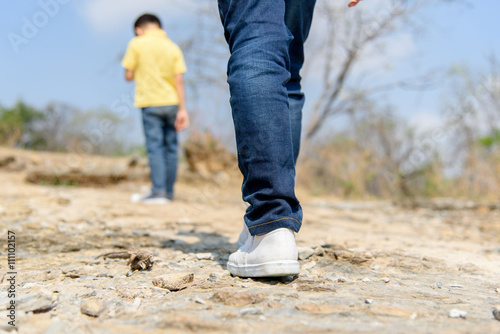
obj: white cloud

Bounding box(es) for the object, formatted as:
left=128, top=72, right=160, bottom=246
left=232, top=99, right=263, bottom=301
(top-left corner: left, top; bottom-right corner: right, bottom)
left=356, top=32, right=416, bottom=73
left=410, top=110, right=443, bottom=132
left=78, top=0, right=198, bottom=33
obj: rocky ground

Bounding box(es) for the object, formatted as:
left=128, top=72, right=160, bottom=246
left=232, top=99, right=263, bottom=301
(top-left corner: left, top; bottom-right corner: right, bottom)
left=0, top=149, right=500, bottom=333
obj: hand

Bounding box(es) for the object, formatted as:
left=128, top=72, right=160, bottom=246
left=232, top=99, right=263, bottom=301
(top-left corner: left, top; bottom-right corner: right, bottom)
left=348, top=0, right=361, bottom=7
left=175, top=109, right=189, bottom=131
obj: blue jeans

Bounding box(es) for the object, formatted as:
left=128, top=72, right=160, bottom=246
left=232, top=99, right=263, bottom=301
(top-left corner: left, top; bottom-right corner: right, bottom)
left=218, top=0, right=316, bottom=235
left=141, top=106, right=178, bottom=200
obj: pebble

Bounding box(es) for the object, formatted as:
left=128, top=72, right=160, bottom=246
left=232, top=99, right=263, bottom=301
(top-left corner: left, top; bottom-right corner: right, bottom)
left=364, top=299, right=373, bottom=304
left=151, top=287, right=170, bottom=294
left=81, top=299, right=107, bottom=317
left=152, top=273, right=194, bottom=291
left=209, top=272, right=225, bottom=279
left=240, top=307, right=262, bottom=316
left=194, top=297, right=207, bottom=305
left=382, top=278, right=391, bottom=283
left=302, top=261, right=317, bottom=270
left=132, top=230, right=150, bottom=236
left=19, top=293, right=56, bottom=313
left=279, top=276, right=296, bottom=284
left=211, top=290, right=263, bottom=307
left=448, top=309, right=467, bottom=319
left=337, top=278, right=347, bottom=283
left=298, top=247, right=315, bottom=260
left=433, top=282, right=442, bottom=289
left=104, top=230, right=118, bottom=237
left=493, top=305, right=500, bottom=321
left=313, top=246, right=325, bottom=256
left=362, top=278, right=371, bottom=283
left=370, top=265, right=382, bottom=270
left=495, top=288, right=500, bottom=293
left=132, top=297, right=142, bottom=308
left=196, top=253, right=212, bottom=260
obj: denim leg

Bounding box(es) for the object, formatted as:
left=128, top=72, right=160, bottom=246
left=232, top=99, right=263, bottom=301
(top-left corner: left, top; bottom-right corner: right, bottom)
left=285, top=0, right=317, bottom=163
left=163, top=106, right=179, bottom=200
left=219, top=0, right=302, bottom=236
left=142, top=107, right=167, bottom=196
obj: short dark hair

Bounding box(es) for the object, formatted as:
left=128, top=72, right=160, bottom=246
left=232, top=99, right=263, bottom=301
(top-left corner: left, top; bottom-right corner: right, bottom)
left=134, top=14, right=162, bottom=29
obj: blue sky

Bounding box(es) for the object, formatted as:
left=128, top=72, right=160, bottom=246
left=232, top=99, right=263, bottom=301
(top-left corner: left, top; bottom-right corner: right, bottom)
left=1, top=0, right=499, bottom=142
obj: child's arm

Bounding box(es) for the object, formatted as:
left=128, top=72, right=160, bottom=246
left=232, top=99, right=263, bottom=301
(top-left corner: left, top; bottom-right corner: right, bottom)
left=348, top=0, right=361, bottom=7
left=125, top=69, right=134, bottom=81
left=174, top=73, right=189, bottom=131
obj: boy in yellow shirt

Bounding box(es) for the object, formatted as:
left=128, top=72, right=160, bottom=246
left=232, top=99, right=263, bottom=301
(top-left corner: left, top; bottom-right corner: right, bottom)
left=122, top=14, right=188, bottom=203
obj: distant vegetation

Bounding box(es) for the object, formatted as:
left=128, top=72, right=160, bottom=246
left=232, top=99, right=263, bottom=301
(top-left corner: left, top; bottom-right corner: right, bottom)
left=0, top=100, right=140, bottom=156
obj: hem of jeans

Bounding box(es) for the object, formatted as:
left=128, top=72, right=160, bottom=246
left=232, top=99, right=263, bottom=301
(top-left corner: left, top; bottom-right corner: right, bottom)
left=248, top=217, right=301, bottom=235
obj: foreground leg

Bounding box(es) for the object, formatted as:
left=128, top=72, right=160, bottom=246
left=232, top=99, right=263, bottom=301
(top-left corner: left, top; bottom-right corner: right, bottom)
left=219, top=0, right=302, bottom=235
left=219, top=0, right=301, bottom=276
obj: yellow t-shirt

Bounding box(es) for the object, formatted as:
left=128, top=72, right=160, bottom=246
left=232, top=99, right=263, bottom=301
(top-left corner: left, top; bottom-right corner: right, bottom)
left=121, top=29, right=187, bottom=108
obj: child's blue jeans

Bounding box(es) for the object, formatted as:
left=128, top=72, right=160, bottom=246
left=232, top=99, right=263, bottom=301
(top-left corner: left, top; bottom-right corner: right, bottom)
left=141, top=105, right=178, bottom=200
left=218, top=0, right=316, bottom=235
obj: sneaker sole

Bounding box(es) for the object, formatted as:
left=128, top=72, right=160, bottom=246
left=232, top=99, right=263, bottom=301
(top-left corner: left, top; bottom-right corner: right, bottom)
left=227, top=260, right=300, bottom=278
left=142, top=198, right=170, bottom=205
left=130, top=194, right=169, bottom=205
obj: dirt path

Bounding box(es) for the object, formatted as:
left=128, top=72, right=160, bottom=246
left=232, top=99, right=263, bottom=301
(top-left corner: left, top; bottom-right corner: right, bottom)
left=1, top=168, right=499, bottom=333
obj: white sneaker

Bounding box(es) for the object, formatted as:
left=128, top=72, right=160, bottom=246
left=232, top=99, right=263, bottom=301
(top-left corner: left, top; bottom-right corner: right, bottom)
left=227, top=228, right=300, bottom=277
left=237, top=224, right=250, bottom=247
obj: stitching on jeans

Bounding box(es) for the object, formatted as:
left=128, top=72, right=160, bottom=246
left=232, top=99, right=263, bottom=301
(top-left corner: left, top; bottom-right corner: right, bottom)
left=248, top=217, right=301, bottom=229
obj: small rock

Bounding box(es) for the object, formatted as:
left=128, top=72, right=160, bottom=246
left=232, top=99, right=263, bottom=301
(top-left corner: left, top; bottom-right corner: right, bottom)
left=493, top=305, right=500, bottom=321
left=18, top=293, right=56, bottom=313
left=298, top=247, right=314, bottom=260
left=382, top=278, right=391, bottom=283
left=240, top=307, right=262, bottom=315
left=267, top=300, right=283, bottom=309
left=104, top=230, right=118, bottom=237
left=302, top=261, right=317, bottom=270
left=337, top=278, right=347, bottom=283
left=81, top=299, right=107, bottom=317
left=132, top=297, right=141, bottom=308
left=410, top=313, right=418, bottom=320
left=313, top=246, right=325, bottom=256
left=152, top=273, right=194, bottom=291
left=362, top=278, right=371, bottom=283
left=433, top=282, right=442, bottom=289
left=132, top=230, right=150, bottom=236
left=448, top=309, right=467, bottom=319
left=365, top=299, right=373, bottom=304
left=196, top=253, right=212, bottom=260
left=209, top=272, right=225, bottom=279
left=151, top=287, right=170, bottom=294
left=194, top=297, right=207, bottom=305
left=370, top=265, right=382, bottom=270
left=495, top=288, right=500, bottom=293
left=211, top=290, right=263, bottom=307
left=279, top=276, right=296, bottom=284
